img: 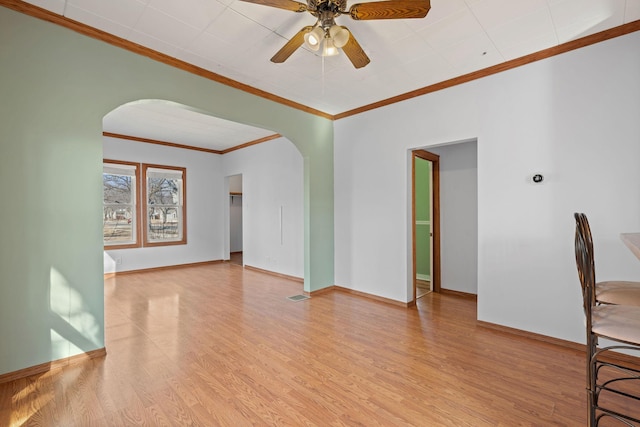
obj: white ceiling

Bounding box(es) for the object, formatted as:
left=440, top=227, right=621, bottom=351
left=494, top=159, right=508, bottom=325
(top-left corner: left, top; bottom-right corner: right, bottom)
left=103, top=100, right=277, bottom=151
left=19, top=0, right=640, bottom=148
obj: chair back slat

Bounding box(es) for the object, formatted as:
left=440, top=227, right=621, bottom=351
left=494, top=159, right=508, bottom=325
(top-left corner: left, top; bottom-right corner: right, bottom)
left=574, top=213, right=596, bottom=323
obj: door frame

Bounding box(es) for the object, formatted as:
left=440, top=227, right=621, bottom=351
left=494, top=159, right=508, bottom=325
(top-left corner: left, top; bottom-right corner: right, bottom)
left=224, top=173, right=243, bottom=261
left=412, top=149, right=441, bottom=302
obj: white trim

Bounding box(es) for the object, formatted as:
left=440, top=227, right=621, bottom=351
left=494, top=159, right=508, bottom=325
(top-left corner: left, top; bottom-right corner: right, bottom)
left=417, top=273, right=431, bottom=281
left=147, top=168, right=183, bottom=180
left=104, top=164, right=136, bottom=175
left=416, top=220, right=430, bottom=226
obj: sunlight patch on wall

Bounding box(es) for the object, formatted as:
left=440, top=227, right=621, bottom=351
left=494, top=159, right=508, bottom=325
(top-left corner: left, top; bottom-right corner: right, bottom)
left=49, top=267, right=102, bottom=356
left=104, top=252, right=117, bottom=274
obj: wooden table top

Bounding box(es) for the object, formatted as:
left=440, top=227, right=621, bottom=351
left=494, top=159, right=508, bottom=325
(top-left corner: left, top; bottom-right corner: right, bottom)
left=621, top=232, right=640, bottom=261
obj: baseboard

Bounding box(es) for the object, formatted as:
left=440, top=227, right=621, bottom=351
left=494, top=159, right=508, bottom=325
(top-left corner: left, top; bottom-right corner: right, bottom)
left=416, top=274, right=431, bottom=281
left=477, top=321, right=640, bottom=366
left=305, top=285, right=337, bottom=296
left=310, top=285, right=416, bottom=307
left=331, top=286, right=410, bottom=307
left=244, top=265, right=304, bottom=284
left=0, top=347, right=107, bottom=385
left=477, top=321, right=583, bottom=351
left=104, top=260, right=223, bottom=277
left=440, top=288, right=477, bottom=300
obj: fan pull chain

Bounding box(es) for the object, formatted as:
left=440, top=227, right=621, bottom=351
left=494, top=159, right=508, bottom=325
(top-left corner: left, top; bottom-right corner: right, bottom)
left=321, top=55, right=326, bottom=96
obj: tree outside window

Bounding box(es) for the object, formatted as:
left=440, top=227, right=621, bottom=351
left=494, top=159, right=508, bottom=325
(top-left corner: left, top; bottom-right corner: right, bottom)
left=143, top=165, right=186, bottom=246
left=103, top=161, right=186, bottom=249
left=103, top=160, right=140, bottom=249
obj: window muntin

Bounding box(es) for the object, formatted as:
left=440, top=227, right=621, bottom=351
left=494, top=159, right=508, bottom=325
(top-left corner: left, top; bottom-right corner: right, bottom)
left=143, top=164, right=186, bottom=246
left=103, top=161, right=140, bottom=249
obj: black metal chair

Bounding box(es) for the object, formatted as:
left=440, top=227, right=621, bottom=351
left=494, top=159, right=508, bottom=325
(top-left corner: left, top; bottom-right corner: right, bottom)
left=574, top=212, right=640, bottom=426
left=574, top=214, right=640, bottom=307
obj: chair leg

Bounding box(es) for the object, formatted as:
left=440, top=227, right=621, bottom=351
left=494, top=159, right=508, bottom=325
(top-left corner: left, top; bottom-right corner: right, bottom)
left=587, top=388, right=597, bottom=427
left=588, top=333, right=598, bottom=427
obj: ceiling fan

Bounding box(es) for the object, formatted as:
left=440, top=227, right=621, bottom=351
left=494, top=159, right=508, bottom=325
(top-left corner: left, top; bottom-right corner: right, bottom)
left=238, top=0, right=431, bottom=68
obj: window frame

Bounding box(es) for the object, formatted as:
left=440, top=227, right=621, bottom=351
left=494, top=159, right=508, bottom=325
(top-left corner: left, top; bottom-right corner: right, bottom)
left=103, top=159, right=141, bottom=250
left=142, top=163, right=187, bottom=247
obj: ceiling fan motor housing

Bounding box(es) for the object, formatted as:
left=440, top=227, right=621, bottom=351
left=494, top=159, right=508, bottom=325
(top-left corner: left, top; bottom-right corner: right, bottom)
left=308, top=0, right=347, bottom=17
left=307, top=0, right=350, bottom=49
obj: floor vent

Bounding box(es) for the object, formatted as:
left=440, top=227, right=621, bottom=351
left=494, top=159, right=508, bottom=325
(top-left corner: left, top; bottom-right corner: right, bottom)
left=287, top=294, right=309, bottom=302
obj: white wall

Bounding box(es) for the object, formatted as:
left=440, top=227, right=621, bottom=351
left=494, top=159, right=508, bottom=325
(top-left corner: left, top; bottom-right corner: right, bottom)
left=230, top=195, right=243, bottom=253
left=103, top=136, right=224, bottom=272
left=429, top=141, right=478, bottom=294
left=229, top=174, right=243, bottom=253
left=103, top=135, right=304, bottom=279
left=334, top=31, right=640, bottom=343
left=223, top=138, right=304, bottom=278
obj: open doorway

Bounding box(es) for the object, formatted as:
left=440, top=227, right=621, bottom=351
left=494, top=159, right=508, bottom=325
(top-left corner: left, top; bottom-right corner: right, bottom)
left=412, top=150, right=440, bottom=301
left=428, top=141, right=478, bottom=296
left=229, top=174, right=243, bottom=266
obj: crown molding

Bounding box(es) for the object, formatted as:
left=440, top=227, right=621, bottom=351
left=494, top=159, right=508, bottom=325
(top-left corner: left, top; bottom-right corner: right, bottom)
left=334, top=19, right=640, bottom=120
left=0, top=0, right=333, bottom=120
left=103, top=132, right=222, bottom=154
left=221, top=133, right=282, bottom=154
left=2, top=1, right=639, bottom=122
left=103, top=131, right=282, bottom=154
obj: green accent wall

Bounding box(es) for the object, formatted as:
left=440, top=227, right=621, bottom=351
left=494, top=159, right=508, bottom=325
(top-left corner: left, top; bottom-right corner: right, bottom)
left=0, top=6, right=334, bottom=375
left=415, top=157, right=431, bottom=278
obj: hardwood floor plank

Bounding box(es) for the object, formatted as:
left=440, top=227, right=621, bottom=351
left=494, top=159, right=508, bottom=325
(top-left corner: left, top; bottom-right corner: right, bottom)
left=4, top=262, right=639, bottom=425
left=117, top=395, right=148, bottom=426
left=142, top=403, right=172, bottom=427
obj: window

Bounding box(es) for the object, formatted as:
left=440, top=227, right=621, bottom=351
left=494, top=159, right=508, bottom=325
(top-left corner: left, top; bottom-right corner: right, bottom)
left=143, top=164, right=186, bottom=246
left=103, top=160, right=140, bottom=249
left=103, top=161, right=186, bottom=249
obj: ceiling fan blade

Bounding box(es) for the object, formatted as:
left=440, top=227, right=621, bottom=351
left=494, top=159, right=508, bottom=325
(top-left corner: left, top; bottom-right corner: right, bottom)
left=340, top=28, right=370, bottom=69
left=271, top=26, right=313, bottom=63
left=238, top=0, right=307, bottom=12
left=349, top=0, right=430, bottom=20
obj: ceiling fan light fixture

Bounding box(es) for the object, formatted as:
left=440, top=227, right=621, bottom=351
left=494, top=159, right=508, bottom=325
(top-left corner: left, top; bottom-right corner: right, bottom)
left=304, top=26, right=324, bottom=51
left=329, top=25, right=349, bottom=48
left=322, top=37, right=339, bottom=57
left=251, top=0, right=432, bottom=68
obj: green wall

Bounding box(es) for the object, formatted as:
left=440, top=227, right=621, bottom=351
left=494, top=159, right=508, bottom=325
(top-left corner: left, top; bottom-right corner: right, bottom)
left=0, top=6, right=334, bottom=375
left=415, top=157, right=431, bottom=278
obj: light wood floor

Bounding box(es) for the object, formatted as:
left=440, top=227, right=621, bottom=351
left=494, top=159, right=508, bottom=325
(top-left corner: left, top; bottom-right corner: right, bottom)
left=229, top=252, right=242, bottom=266
left=416, top=280, right=431, bottom=298
left=0, top=262, right=630, bottom=425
